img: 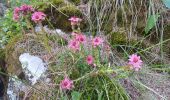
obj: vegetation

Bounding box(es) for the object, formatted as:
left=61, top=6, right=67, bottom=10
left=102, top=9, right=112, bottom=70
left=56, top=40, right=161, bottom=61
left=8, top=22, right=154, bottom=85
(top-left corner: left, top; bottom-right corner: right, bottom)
left=0, top=0, right=170, bottom=99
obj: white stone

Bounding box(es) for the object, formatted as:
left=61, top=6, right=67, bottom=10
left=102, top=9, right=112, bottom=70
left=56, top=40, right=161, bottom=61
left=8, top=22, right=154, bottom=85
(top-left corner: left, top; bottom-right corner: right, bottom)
left=19, top=53, right=47, bottom=85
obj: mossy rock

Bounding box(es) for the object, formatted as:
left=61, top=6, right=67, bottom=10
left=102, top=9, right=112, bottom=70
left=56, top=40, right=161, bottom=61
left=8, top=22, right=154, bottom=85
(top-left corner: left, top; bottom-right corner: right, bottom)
left=163, top=25, right=170, bottom=55
left=37, top=0, right=65, bottom=11
left=109, top=32, right=127, bottom=45
left=5, top=35, right=24, bottom=76
left=40, top=1, right=83, bottom=32
left=108, top=32, right=147, bottom=53
left=52, top=0, right=65, bottom=6
left=0, top=49, right=5, bottom=61
left=68, top=0, right=81, bottom=5
left=0, top=48, right=6, bottom=74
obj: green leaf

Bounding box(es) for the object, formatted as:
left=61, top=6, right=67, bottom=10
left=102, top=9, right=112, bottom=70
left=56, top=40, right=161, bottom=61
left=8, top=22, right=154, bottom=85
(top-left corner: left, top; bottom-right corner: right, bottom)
left=97, top=91, right=103, bottom=100
left=71, top=91, right=82, bottom=100
left=163, top=0, right=170, bottom=8
left=145, top=14, right=160, bottom=34
left=61, top=96, right=68, bottom=100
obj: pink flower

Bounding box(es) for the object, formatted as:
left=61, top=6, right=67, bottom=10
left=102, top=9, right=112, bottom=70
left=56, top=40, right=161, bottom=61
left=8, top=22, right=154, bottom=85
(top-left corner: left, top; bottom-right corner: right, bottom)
left=60, top=77, right=74, bottom=90
left=13, top=14, right=20, bottom=21
left=31, top=11, right=46, bottom=23
left=20, top=4, right=34, bottom=13
left=68, top=16, right=82, bottom=25
left=14, top=7, right=20, bottom=14
left=128, top=54, right=143, bottom=71
left=68, top=39, right=80, bottom=51
left=92, top=37, right=104, bottom=47
left=75, top=34, right=86, bottom=43
left=13, top=5, right=34, bottom=21
left=86, top=55, right=94, bottom=65
left=13, top=7, right=20, bottom=21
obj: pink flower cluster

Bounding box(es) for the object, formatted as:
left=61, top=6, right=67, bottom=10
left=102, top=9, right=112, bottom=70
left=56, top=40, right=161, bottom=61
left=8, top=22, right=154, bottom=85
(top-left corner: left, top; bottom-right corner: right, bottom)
left=68, top=34, right=104, bottom=66
left=68, top=17, right=106, bottom=66
left=60, top=77, right=74, bottom=90
left=31, top=12, right=46, bottom=23
left=69, top=16, right=82, bottom=26
left=13, top=4, right=34, bottom=21
left=68, top=32, right=104, bottom=51
left=68, top=32, right=86, bottom=51
left=128, top=54, right=143, bottom=71
left=13, top=4, right=46, bottom=23
left=20, top=4, right=34, bottom=14
left=68, top=39, right=80, bottom=51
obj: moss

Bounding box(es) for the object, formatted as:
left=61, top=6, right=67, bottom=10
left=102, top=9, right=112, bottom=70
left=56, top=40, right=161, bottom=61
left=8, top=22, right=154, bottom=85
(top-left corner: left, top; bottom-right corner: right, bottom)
left=108, top=32, right=147, bottom=53
left=5, top=34, right=23, bottom=75
left=109, top=32, right=126, bottom=45
left=69, top=0, right=81, bottom=5
left=52, top=0, right=65, bottom=6
left=163, top=25, right=170, bottom=54
left=0, top=49, right=5, bottom=71
left=0, top=49, right=5, bottom=61
left=37, top=0, right=65, bottom=11
left=59, top=5, right=82, bottom=16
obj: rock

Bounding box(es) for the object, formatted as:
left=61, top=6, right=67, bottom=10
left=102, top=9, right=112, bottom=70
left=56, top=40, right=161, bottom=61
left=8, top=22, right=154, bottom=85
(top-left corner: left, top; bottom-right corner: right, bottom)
left=19, top=53, right=47, bottom=85
left=0, top=3, right=6, bottom=16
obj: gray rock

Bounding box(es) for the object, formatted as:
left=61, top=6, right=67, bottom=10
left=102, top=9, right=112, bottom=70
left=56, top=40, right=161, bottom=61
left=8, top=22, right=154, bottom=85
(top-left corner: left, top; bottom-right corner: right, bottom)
left=0, top=3, right=6, bottom=16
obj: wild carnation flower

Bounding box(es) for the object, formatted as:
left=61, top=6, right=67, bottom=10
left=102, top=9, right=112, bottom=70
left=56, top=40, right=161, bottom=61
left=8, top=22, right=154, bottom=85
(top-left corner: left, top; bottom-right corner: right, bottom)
left=128, top=54, right=143, bottom=71
left=68, top=39, right=80, bottom=51
left=13, top=5, right=34, bottom=21
left=76, top=34, right=86, bottom=43
left=13, top=7, right=20, bottom=21
left=92, top=37, right=104, bottom=47
left=20, top=4, right=34, bottom=13
left=86, top=55, right=94, bottom=65
left=31, top=12, right=46, bottom=23
left=60, top=77, right=74, bottom=90
left=68, top=16, right=82, bottom=25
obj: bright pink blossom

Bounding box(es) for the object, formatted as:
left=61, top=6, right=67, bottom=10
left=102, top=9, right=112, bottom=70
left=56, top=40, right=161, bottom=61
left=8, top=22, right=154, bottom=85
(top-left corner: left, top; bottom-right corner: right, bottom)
left=68, top=39, right=80, bottom=51
left=60, top=77, right=74, bottom=90
left=92, top=37, right=104, bottom=47
left=31, top=11, right=46, bottom=23
left=86, top=55, right=94, bottom=65
left=128, top=54, right=143, bottom=71
left=75, top=34, right=86, bottom=43
left=68, top=16, right=82, bottom=25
